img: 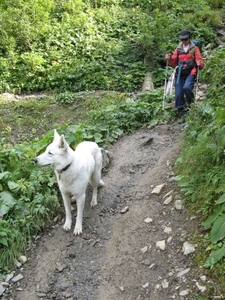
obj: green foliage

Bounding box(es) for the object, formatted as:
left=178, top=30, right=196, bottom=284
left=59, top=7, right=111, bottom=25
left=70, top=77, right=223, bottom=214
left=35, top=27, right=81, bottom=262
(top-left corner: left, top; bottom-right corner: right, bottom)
left=175, top=45, right=225, bottom=271
left=0, top=0, right=222, bottom=93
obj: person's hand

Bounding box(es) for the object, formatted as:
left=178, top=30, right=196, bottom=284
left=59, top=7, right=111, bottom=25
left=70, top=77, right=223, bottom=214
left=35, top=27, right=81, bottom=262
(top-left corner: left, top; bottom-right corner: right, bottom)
left=196, top=60, right=201, bottom=66
left=165, top=53, right=171, bottom=60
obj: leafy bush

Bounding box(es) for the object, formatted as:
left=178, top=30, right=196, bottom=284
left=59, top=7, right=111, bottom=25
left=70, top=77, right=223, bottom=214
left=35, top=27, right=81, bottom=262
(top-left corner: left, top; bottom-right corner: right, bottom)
left=175, top=47, right=225, bottom=270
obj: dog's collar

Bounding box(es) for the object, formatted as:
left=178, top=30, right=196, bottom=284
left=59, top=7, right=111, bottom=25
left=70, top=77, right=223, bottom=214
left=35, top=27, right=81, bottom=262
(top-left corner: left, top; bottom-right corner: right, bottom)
left=58, top=162, right=72, bottom=174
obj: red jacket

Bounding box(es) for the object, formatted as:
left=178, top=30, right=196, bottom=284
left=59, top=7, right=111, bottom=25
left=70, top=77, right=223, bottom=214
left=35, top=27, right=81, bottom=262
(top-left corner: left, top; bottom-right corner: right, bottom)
left=168, top=41, right=204, bottom=76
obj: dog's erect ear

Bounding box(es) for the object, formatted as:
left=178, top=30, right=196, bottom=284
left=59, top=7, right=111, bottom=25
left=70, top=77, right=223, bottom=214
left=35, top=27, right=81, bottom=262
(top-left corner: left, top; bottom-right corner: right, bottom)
left=59, top=134, right=67, bottom=149
left=54, top=129, right=60, bottom=140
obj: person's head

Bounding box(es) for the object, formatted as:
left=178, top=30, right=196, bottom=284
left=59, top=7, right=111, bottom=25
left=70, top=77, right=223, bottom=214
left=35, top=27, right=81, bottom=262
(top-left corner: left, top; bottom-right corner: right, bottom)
left=179, top=29, right=191, bottom=46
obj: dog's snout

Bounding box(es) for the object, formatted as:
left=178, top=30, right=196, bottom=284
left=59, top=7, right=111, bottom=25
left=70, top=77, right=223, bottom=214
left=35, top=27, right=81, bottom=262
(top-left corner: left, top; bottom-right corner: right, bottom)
left=33, top=158, right=38, bottom=164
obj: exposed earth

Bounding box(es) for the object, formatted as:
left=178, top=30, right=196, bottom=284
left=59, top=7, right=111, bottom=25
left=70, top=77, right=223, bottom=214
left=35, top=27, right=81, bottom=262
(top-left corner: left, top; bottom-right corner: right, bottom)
left=2, top=122, right=212, bottom=300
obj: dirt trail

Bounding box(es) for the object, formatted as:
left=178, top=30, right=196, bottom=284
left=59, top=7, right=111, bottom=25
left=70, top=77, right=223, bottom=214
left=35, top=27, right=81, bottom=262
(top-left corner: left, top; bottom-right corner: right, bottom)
left=3, top=123, right=203, bottom=300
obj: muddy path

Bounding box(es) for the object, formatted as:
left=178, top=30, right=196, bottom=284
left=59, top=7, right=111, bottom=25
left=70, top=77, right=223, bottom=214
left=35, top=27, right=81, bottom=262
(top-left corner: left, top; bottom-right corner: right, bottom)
left=2, top=123, right=205, bottom=300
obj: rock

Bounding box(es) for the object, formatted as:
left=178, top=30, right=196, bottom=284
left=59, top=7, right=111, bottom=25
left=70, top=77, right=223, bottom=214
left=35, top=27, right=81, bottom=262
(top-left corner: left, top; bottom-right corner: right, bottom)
left=0, top=284, right=5, bottom=296
left=56, top=263, right=67, bottom=272
left=177, top=268, right=190, bottom=277
left=200, top=275, right=207, bottom=282
left=144, top=217, right=153, bottom=223
left=179, top=289, right=189, bottom=296
left=119, top=286, right=125, bottom=292
left=164, top=226, right=172, bottom=234
left=167, top=236, right=172, bottom=243
left=175, top=200, right=183, bottom=210
left=196, top=282, right=206, bottom=293
left=14, top=259, right=22, bottom=268
left=5, top=272, right=15, bottom=282
left=142, top=282, right=150, bottom=289
left=12, top=273, right=24, bottom=283
left=120, top=206, right=129, bottom=214
left=163, top=190, right=173, bottom=198
left=156, top=240, right=166, bottom=250
left=141, top=246, right=148, bottom=254
left=163, top=195, right=173, bottom=205
left=182, top=242, right=195, bottom=255
left=151, top=184, right=165, bottom=194
left=161, top=279, right=169, bottom=288
left=18, top=255, right=27, bottom=264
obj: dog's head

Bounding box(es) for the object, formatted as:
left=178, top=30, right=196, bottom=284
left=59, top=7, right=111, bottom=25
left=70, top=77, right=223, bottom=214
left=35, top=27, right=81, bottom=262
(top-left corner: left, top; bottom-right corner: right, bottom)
left=33, top=129, right=69, bottom=168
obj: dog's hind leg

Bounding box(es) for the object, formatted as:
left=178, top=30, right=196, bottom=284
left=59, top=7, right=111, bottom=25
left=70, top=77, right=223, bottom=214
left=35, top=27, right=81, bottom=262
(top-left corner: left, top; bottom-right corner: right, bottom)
left=90, top=169, right=104, bottom=208
left=61, top=192, right=72, bottom=231
left=74, top=194, right=85, bottom=235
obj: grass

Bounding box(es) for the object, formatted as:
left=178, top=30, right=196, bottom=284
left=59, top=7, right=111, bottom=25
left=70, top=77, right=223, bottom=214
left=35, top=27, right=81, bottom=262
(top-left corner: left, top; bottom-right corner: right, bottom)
left=0, top=91, right=124, bottom=144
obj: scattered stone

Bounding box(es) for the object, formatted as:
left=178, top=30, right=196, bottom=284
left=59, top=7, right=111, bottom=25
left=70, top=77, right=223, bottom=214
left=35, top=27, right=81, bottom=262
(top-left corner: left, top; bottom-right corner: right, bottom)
left=14, top=259, right=22, bottom=268
left=0, top=284, right=5, bottom=296
left=182, top=242, right=195, bottom=255
left=154, top=283, right=161, bottom=290
left=5, top=272, right=15, bottom=283
left=175, top=200, right=183, bottom=210
left=149, top=263, right=155, bottom=269
left=164, top=226, right=172, bottom=234
left=163, top=195, right=173, bottom=205
left=156, top=240, right=166, bottom=250
left=179, top=290, right=189, bottom=296
left=18, top=255, right=27, bottom=264
left=37, top=292, right=47, bottom=298
left=177, top=268, right=190, bottom=278
left=141, top=246, right=148, bottom=254
left=12, top=273, right=24, bottom=283
left=161, top=279, right=169, bottom=288
left=167, top=236, right=172, bottom=244
left=196, top=282, right=206, bottom=293
left=151, top=184, right=165, bottom=194
left=200, top=275, right=207, bottom=282
left=119, top=286, right=125, bottom=292
left=163, top=190, right=173, bottom=199
left=142, top=282, right=150, bottom=289
left=120, top=206, right=129, bottom=214
left=144, top=217, right=153, bottom=223
left=56, top=263, right=67, bottom=272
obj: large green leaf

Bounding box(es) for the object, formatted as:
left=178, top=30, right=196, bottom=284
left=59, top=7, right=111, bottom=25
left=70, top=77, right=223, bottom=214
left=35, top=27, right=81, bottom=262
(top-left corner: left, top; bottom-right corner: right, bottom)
left=0, top=191, right=16, bottom=215
left=216, top=193, right=225, bottom=205
left=8, top=181, right=20, bottom=192
left=210, top=214, right=225, bottom=243
left=204, top=246, right=225, bottom=269
left=202, top=205, right=225, bottom=228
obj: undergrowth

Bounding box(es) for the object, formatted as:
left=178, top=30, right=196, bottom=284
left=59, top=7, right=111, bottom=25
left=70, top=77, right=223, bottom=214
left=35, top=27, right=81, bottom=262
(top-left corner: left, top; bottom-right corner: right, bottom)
left=175, top=46, right=225, bottom=297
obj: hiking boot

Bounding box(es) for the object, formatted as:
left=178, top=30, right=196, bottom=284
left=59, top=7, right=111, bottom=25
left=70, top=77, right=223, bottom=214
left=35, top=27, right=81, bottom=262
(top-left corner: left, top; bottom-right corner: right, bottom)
left=178, top=115, right=186, bottom=124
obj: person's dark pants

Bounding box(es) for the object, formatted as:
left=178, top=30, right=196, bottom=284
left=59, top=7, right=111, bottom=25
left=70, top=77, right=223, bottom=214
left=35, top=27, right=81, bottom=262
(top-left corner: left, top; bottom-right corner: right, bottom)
left=175, top=75, right=195, bottom=116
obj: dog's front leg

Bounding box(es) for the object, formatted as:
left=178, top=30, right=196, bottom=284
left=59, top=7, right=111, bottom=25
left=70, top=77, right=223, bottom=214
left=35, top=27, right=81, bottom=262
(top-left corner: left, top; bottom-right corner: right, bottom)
left=74, top=194, right=85, bottom=235
left=61, top=193, right=72, bottom=231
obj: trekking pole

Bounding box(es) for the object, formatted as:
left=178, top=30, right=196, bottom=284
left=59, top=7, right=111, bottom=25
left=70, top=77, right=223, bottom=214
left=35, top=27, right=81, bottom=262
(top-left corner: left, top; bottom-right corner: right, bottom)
left=195, top=65, right=200, bottom=101
left=163, top=59, right=169, bottom=110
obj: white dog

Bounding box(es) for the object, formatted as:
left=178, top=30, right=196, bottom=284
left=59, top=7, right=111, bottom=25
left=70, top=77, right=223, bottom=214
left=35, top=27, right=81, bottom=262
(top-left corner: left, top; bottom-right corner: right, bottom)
left=34, top=129, right=104, bottom=235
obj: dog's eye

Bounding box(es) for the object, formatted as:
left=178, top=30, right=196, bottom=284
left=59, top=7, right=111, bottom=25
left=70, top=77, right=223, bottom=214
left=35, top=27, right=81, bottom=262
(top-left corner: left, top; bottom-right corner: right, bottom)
left=48, top=151, right=53, bottom=155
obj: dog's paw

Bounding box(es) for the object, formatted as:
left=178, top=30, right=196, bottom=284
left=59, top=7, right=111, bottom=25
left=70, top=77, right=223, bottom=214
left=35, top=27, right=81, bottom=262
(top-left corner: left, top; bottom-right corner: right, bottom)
left=63, top=221, right=71, bottom=231
left=90, top=200, right=97, bottom=208
left=74, top=227, right=82, bottom=235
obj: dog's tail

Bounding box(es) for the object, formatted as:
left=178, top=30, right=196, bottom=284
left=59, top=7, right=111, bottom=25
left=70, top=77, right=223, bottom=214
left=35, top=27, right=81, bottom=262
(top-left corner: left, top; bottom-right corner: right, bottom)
left=100, top=148, right=110, bottom=171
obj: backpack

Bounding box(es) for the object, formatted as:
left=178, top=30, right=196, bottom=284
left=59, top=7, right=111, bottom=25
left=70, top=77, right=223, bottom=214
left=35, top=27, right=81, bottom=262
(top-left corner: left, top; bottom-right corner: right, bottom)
left=193, top=40, right=202, bottom=53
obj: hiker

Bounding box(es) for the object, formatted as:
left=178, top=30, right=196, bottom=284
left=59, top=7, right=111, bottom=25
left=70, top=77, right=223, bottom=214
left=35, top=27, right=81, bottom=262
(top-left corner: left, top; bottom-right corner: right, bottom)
left=165, top=29, right=204, bottom=118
